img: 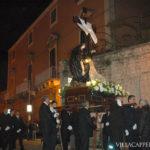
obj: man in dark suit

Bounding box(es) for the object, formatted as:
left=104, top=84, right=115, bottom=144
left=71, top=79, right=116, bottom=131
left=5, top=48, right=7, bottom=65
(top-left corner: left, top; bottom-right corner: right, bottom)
left=78, top=101, right=96, bottom=150
left=124, top=95, right=139, bottom=150
left=60, top=109, right=72, bottom=150
left=39, top=95, right=57, bottom=150
left=14, top=111, right=25, bottom=150
left=109, top=96, right=124, bottom=150
left=0, top=108, right=11, bottom=150
left=71, top=108, right=80, bottom=150
left=138, top=99, right=150, bottom=150
left=101, top=109, right=111, bottom=150
left=0, top=112, right=2, bottom=148
left=8, top=109, right=17, bottom=150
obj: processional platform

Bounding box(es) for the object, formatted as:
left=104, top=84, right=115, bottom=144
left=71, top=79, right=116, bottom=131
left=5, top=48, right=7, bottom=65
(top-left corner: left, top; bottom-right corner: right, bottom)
left=65, top=87, right=115, bottom=111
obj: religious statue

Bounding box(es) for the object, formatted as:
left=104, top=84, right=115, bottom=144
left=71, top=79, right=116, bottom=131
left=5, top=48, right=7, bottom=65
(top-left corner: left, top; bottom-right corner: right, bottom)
left=70, top=7, right=105, bottom=87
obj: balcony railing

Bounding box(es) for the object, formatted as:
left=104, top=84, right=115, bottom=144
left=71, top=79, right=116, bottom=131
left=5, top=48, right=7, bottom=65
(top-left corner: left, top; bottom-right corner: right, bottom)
left=35, top=66, right=57, bottom=86
left=16, top=81, right=28, bottom=94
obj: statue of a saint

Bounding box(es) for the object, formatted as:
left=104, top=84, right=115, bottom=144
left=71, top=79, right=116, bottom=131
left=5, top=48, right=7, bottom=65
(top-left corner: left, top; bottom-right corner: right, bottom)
left=70, top=7, right=105, bottom=86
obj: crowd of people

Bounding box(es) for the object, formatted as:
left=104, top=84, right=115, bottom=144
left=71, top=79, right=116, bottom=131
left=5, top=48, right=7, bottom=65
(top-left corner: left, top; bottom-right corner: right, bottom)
left=39, top=95, right=150, bottom=150
left=0, top=109, right=25, bottom=150
left=0, top=94, right=149, bottom=150
left=26, top=121, right=39, bottom=141
left=101, top=95, right=150, bottom=150
left=39, top=96, right=96, bottom=150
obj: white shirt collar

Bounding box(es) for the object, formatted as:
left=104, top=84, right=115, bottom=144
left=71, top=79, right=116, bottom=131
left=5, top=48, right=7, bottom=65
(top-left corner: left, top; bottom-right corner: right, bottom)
left=50, top=107, right=56, bottom=113
left=43, top=101, right=48, bottom=106
left=117, top=99, right=122, bottom=107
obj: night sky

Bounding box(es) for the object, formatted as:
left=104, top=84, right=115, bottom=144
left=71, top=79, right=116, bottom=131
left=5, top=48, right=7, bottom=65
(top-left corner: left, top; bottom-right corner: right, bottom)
left=0, top=0, right=53, bottom=91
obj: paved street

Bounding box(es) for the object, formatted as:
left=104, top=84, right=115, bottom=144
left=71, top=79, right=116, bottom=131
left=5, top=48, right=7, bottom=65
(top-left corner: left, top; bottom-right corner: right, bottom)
left=16, top=139, right=42, bottom=150
left=15, top=139, right=62, bottom=150
left=15, top=138, right=102, bottom=150
left=14, top=137, right=130, bottom=150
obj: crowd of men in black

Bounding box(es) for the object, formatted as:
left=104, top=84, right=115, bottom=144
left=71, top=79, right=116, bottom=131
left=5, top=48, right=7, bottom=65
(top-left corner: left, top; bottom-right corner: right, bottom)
left=39, top=95, right=150, bottom=150
left=0, top=94, right=150, bottom=150
left=0, top=110, right=25, bottom=150
left=101, top=95, right=150, bottom=150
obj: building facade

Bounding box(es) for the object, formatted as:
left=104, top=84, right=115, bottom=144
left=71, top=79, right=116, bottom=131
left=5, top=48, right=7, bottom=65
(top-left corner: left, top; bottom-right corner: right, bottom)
left=1, top=0, right=107, bottom=121
left=1, top=0, right=150, bottom=121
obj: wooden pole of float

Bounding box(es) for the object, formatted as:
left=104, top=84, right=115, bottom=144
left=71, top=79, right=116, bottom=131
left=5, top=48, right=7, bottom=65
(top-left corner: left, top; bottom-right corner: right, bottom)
left=93, top=112, right=98, bottom=150
left=57, top=123, right=64, bottom=150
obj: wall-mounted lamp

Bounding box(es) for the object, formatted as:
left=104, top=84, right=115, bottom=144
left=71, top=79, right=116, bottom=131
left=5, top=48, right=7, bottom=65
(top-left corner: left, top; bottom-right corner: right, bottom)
left=27, top=104, right=32, bottom=113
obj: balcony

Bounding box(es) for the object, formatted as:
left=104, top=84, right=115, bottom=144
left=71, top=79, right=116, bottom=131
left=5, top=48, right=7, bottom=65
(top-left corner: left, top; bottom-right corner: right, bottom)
left=35, top=66, right=58, bottom=86
left=16, top=81, right=28, bottom=94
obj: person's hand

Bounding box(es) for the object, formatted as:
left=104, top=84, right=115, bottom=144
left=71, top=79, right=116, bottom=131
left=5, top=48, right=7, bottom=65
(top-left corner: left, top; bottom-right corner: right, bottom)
left=90, top=112, right=96, bottom=118
left=125, top=129, right=129, bottom=136
left=133, top=124, right=137, bottom=130
left=54, top=113, right=59, bottom=118
left=56, top=119, right=60, bottom=124
left=5, top=126, right=10, bottom=131
left=82, top=70, right=85, bottom=76
left=105, top=122, right=109, bottom=126
left=17, top=129, right=21, bottom=133
left=67, top=125, right=73, bottom=131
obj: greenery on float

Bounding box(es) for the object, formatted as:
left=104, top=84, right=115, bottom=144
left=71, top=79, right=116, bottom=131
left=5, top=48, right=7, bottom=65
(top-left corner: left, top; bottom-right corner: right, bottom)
left=60, top=80, right=128, bottom=98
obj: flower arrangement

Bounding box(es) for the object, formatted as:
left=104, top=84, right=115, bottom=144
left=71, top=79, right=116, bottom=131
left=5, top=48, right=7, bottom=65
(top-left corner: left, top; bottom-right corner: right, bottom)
left=60, top=80, right=128, bottom=98
left=87, top=80, right=128, bottom=97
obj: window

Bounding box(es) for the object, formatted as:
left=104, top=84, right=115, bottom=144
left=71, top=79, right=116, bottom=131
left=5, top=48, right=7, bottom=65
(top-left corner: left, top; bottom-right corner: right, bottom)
left=51, top=8, right=57, bottom=25
left=29, top=32, right=33, bottom=45
left=50, top=48, right=56, bottom=78
left=50, top=48, right=56, bottom=67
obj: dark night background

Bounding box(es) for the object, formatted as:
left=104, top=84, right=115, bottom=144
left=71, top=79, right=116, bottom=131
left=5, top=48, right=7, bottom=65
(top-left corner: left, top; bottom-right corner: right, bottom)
left=0, top=0, right=53, bottom=91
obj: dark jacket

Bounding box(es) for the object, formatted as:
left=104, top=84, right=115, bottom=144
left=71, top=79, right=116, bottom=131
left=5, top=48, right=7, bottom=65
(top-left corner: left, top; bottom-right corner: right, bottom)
left=8, top=115, right=16, bottom=136
left=124, top=106, right=138, bottom=134
left=78, top=108, right=96, bottom=137
left=0, top=113, right=10, bottom=135
left=138, top=105, right=150, bottom=137
left=39, top=103, right=57, bottom=139
left=109, top=102, right=124, bottom=142
left=61, top=109, right=71, bottom=130
left=101, top=112, right=111, bottom=135
left=71, top=112, right=79, bottom=135
left=14, top=116, right=25, bottom=137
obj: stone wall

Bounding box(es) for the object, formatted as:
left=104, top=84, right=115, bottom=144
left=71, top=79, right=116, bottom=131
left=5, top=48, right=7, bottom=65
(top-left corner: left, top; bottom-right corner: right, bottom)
left=59, top=42, right=150, bottom=104
left=93, top=42, right=150, bottom=103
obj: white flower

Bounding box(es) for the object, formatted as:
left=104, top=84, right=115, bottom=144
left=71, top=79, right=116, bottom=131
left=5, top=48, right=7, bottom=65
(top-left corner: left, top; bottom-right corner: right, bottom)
left=94, top=86, right=99, bottom=91
left=98, top=83, right=102, bottom=87
left=100, top=86, right=104, bottom=92
left=86, top=81, right=91, bottom=86
left=91, top=80, right=96, bottom=86
left=109, top=88, right=114, bottom=93
left=115, top=85, right=119, bottom=90
left=103, top=87, right=107, bottom=92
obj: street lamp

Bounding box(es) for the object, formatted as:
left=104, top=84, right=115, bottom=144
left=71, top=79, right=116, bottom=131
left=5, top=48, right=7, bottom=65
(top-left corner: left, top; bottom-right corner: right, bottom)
left=27, top=104, right=32, bottom=113
left=27, top=78, right=32, bottom=121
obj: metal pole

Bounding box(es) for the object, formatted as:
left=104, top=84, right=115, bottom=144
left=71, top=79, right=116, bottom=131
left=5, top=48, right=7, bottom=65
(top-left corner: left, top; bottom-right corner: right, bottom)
left=58, top=125, right=64, bottom=150
left=93, top=112, right=98, bottom=150
left=28, top=80, right=31, bottom=121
